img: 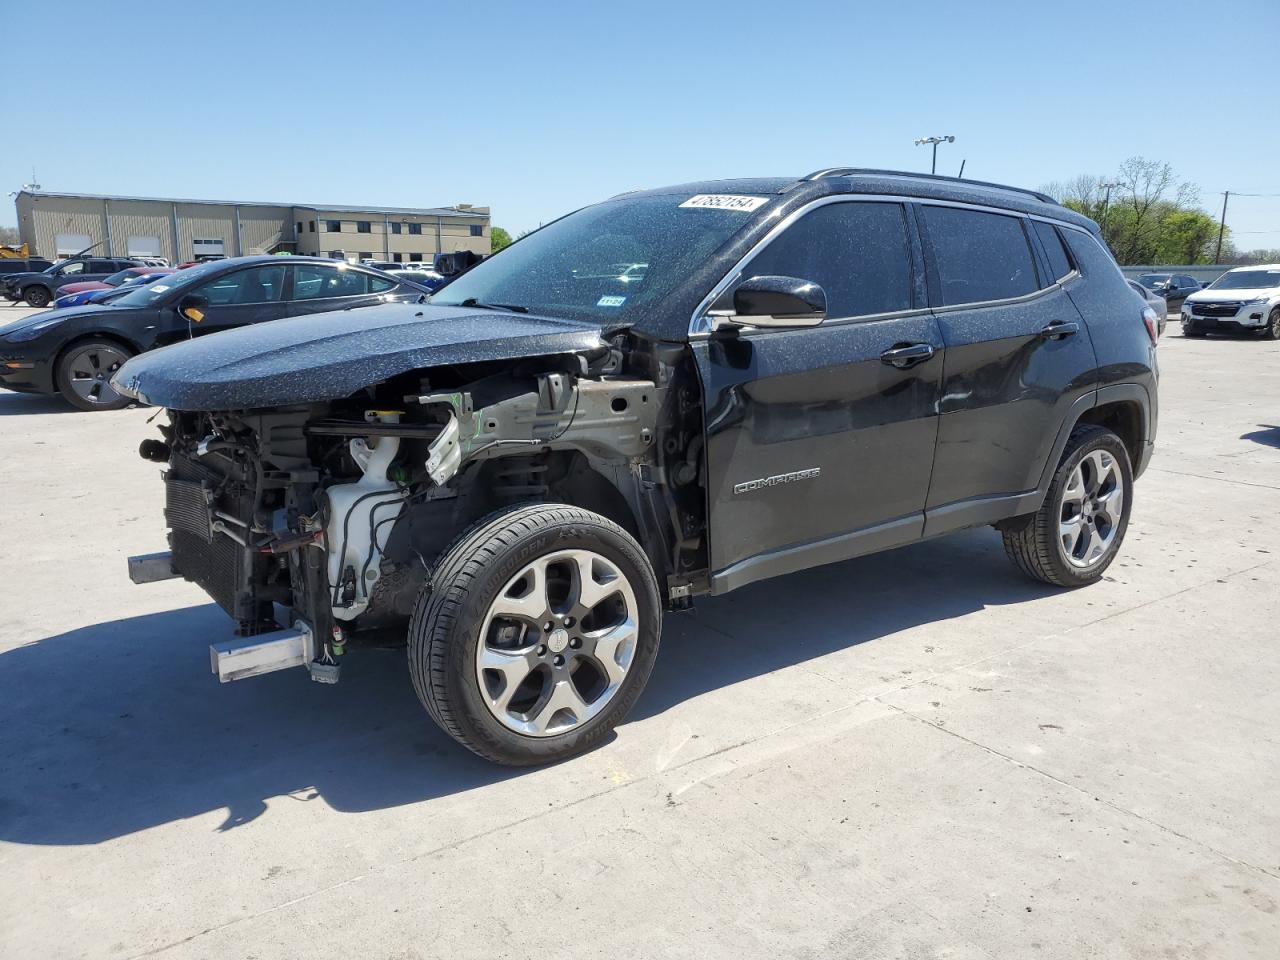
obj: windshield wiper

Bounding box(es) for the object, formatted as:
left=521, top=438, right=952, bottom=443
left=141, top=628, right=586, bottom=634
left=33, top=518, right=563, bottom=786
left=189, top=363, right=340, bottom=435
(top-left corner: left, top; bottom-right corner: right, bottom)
left=458, top=297, right=529, bottom=313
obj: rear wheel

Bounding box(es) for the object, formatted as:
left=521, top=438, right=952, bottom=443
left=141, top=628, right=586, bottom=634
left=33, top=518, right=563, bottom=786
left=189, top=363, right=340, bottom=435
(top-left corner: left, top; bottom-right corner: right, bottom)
left=23, top=286, right=51, bottom=308
left=1001, top=425, right=1133, bottom=587
left=408, top=503, right=662, bottom=765
left=55, top=339, right=134, bottom=411
left=1263, top=307, right=1280, bottom=341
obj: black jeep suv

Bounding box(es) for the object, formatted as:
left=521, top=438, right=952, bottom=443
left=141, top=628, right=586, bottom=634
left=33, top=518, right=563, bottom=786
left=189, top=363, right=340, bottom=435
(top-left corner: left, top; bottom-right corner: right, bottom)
left=114, top=169, right=1158, bottom=765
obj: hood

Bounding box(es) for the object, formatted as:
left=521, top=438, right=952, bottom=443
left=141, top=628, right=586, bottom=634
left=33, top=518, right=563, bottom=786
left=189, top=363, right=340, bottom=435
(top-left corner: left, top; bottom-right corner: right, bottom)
left=112, top=301, right=607, bottom=410
left=0, top=304, right=110, bottom=336
left=1185, top=287, right=1279, bottom=304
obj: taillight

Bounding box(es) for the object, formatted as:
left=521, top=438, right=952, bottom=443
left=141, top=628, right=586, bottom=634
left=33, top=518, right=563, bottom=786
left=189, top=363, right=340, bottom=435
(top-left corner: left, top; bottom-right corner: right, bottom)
left=1142, top=306, right=1159, bottom=343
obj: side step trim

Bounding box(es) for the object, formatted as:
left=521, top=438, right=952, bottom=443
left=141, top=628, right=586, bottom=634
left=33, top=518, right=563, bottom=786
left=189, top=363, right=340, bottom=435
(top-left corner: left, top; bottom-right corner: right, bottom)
left=128, top=551, right=179, bottom=584
left=210, top=622, right=314, bottom=683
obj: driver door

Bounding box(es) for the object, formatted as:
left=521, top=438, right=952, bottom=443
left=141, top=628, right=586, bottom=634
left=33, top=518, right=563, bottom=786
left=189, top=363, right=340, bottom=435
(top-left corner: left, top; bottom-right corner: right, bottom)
left=185, top=264, right=288, bottom=336
left=691, top=199, right=944, bottom=594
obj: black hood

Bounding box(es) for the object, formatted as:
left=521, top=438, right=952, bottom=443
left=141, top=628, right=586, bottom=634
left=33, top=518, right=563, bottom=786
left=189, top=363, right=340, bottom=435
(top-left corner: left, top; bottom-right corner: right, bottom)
left=111, top=301, right=607, bottom=410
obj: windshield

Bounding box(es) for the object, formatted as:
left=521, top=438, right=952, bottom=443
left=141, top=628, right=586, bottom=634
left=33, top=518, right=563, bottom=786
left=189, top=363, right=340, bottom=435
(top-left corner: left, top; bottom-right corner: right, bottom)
left=430, top=194, right=761, bottom=322
left=1207, top=269, right=1280, bottom=290
left=1136, top=274, right=1170, bottom=288
left=109, top=260, right=223, bottom=308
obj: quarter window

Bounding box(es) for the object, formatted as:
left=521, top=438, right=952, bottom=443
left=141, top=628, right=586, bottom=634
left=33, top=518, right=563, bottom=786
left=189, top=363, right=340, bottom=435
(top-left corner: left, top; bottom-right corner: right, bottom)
left=195, top=265, right=286, bottom=305
left=922, top=206, right=1037, bottom=306
left=1032, top=220, right=1074, bottom=283
left=738, top=202, right=914, bottom=319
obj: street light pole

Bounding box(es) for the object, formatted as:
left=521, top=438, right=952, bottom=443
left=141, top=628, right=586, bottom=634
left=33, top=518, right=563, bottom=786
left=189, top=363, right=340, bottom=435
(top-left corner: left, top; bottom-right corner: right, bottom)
left=914, top=136, right=955, bottom=175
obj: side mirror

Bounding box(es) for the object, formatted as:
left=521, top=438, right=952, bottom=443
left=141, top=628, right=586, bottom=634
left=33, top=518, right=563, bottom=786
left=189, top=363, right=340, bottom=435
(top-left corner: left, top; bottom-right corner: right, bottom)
left=721, top=275, right=826, bottom=329
left=179, top=293, right=208, bottom=324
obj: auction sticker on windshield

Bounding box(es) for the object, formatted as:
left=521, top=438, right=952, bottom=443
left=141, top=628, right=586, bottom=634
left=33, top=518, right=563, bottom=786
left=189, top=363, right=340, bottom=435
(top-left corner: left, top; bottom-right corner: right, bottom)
left=679, top=194, right=769, bottom=212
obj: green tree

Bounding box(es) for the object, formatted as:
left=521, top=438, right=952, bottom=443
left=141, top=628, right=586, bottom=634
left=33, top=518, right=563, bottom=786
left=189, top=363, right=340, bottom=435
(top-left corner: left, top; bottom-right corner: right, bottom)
left=490, top=227, right=513, bottom=253
left=0, top=225, right=20, bottom=247
left=1155, top=210, right=1221, bottom=264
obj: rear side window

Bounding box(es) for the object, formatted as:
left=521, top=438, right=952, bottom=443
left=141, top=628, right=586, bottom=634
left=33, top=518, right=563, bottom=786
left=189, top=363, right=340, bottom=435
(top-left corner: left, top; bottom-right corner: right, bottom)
left=1032, top=221, right=1074, bottom=283
left=740, top=201, right=913, bottom=319
left=292, top=264, right=372, bottom=300
left=922, top=206, right=1037, bottom=306
left=370, top=275, right=394, bottom=293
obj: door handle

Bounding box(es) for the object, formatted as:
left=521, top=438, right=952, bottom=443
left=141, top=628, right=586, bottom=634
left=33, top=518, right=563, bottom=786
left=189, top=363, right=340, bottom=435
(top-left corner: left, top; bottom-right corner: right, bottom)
left=880, top=342, right=936, bottom=368
left=1041, top=320, right=1080, bottom=339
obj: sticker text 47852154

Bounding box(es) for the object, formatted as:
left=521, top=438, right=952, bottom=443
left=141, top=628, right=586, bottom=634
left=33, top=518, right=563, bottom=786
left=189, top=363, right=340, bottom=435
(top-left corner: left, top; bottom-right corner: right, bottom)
left=679, top=194, right=769, bottom=212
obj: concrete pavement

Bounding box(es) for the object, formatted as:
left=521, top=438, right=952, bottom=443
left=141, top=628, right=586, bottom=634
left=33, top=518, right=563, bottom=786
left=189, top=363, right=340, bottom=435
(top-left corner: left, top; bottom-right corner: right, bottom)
left=1, top=302, right=1277, bottom=958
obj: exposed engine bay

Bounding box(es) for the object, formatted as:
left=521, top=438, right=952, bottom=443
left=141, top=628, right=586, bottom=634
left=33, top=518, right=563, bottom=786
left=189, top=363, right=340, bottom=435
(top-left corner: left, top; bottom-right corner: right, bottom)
left=139, top=338, right=708, bottom=681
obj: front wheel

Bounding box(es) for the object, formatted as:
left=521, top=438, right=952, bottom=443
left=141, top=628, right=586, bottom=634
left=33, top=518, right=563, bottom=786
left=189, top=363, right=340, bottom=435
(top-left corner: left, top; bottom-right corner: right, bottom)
left=1182, top=322, right=1205, bottom=338
left=23, top=286, right=51, bottom=308
left=1001, top=425, right=1133, bottom=587
left=1263, top=307, right=1280, bottom=341
left=408, top=503, right=662, bottom=765
left=55, top=339, right=135, bottom=411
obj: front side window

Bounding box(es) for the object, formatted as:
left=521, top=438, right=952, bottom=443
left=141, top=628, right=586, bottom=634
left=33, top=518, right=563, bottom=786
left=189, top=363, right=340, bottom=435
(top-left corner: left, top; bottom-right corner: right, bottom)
left=195, top=265, right=286, bottom=305
left=431, top=193, right=760, bottom=322
left=291, top=264, right=372, bottom=300
left=923, top=206, right=1037, bottom=306
left=58, top=261, right=86, bottom=277
left=735, top=201, right=913, bottom=320
left=1032, top=220, right=1074, bottom=283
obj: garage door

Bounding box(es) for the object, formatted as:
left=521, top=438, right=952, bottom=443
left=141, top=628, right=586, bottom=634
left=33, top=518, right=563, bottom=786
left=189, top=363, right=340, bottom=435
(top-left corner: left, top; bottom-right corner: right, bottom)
left=127, top=236, right=162, bottom=257
left=55, top=233, right=93, bottom=257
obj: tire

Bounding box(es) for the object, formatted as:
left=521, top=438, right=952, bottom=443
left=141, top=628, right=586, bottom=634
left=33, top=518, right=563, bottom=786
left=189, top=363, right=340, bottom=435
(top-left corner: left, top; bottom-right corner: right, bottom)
left=1182, top=322, right=1205, bottom=338
left=1001, top=425, right=1133, bottom=588
left=408, top=502, right=662, bottom=765
left=23, top=285, right=51, bottom=308
left=1263, top=307, right=1280, bottom=341
left=55, top=339, right=135, bottom=411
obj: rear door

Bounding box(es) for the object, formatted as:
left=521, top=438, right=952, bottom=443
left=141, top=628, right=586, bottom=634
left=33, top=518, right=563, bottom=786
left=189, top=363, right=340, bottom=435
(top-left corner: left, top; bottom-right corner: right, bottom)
left=285, top=263, right=396, bottom=318
left=916, top=204, right=1098, bottom=534
left=184, top=263, right=289, bottom=336
left=693, top=198, right=944, bottom=593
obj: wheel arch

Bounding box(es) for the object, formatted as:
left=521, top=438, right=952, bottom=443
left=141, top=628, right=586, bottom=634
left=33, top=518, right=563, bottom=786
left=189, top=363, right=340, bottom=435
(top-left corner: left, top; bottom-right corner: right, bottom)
left=52, top=331, right=143, bottom=389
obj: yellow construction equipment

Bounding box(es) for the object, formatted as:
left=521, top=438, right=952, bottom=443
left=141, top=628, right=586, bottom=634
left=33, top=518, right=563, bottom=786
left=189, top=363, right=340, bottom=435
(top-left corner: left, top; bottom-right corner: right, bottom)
left=0, top=242, right=31, bottom=259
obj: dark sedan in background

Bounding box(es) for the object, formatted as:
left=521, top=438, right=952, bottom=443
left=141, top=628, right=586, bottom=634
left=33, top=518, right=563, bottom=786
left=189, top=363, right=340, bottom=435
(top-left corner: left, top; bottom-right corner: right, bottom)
left=0, top=256, right=428, bottom=410
left=1136, top=273, right=1201, bottom=314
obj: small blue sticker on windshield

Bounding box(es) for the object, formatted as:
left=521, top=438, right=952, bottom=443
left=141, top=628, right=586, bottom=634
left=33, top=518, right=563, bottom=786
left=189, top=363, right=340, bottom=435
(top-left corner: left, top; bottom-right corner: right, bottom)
left=597, top=295, right=626, bottom=307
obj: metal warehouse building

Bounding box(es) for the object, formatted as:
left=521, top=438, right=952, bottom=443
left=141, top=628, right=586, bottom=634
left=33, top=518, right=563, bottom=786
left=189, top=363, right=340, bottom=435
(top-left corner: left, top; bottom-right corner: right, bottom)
left=13, top=190, right=491, bottom=265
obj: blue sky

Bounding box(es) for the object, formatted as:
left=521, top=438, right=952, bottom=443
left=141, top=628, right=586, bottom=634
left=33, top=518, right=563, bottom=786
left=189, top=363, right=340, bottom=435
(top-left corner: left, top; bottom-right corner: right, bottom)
left=2, top=0, right=1278, bottom=245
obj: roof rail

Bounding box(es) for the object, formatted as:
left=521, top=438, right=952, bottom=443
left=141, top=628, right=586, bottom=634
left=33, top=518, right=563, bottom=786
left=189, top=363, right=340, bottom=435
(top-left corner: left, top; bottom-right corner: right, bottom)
left=799, top=167, right=1058, bottom=205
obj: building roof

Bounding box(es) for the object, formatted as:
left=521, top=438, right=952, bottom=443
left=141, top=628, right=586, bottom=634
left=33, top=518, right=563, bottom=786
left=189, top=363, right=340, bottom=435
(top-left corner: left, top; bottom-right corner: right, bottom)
left=16, top=190, right=487, bottom=219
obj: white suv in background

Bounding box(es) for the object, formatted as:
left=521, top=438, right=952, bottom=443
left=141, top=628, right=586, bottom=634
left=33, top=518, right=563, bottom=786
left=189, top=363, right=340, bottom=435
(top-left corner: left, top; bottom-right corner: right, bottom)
left=1181, top=264, right=1280, bottom=339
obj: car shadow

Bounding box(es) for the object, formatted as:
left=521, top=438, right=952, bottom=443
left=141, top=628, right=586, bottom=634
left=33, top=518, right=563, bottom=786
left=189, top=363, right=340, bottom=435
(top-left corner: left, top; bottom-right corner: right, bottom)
left=1240, top=424, right=1280, bottom=449
left=0, top=529, right=1053, bottom=846
left=0, top=389, right=75, bottom=416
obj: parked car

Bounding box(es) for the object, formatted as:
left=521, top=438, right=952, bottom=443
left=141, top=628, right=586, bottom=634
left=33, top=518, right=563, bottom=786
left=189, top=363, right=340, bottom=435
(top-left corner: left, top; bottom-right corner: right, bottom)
left=1126, top=279, right=1167, bottom=335
left=2, top=257, right=150, bottom=308
left=110, top=169, right=1158, bottom=766
left=53, top=267, right=175, bottom=309
left=1180, top=264, right=1280, bottom=338
left=0, top=257, right=55, bottom=292
left=1135, top=273, right=1201, bottom=313
left=387, top=267, right=447, bottom=291
left=360, top=259, right=401, bottom=272
left=0, top=256, right=426, bottom=410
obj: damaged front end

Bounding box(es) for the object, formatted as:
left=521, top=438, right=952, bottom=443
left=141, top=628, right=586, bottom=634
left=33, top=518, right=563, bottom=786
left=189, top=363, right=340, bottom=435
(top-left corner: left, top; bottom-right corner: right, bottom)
left=128, top=338, right=707, bottom=685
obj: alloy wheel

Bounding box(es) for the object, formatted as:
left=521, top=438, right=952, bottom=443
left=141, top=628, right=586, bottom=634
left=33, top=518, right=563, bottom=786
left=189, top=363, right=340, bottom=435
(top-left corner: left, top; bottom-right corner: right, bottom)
left=475, top=548, right=639, bottom=737
left=1058, top=449, right=1123, bottom=569
left=63, top=343, right=130, bottom=406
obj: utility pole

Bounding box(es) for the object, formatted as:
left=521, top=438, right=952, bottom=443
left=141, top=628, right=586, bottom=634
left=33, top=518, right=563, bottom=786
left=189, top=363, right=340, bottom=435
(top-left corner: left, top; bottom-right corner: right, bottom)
left=1214, top=191, right=1229, bottom=264
left=1098, top=180, right=1121, bottom=238
left=914, top=136, right=955, bottom=175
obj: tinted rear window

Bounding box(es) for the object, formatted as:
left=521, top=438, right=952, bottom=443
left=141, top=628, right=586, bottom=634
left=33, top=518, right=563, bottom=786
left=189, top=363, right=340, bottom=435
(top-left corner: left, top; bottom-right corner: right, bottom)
left=923, top=206, right=1037, bottom=306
